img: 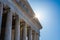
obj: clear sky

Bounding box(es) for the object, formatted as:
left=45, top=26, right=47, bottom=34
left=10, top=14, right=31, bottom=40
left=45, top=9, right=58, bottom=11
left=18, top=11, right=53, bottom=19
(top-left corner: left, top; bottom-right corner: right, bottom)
left=28, top=0, right=60, bottom=40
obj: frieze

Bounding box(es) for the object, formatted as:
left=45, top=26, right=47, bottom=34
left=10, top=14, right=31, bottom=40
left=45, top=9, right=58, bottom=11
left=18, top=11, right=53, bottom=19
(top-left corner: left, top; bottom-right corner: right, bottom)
left=14, top=0, right=29, bottom=13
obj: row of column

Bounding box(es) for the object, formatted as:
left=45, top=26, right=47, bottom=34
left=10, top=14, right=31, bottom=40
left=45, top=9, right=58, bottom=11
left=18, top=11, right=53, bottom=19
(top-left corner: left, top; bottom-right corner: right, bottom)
left=3, top=11, right=20, bottom=40
left=0, top=2, right=20, bottom=40
left=22, top=25, right=39, bottom=40
left=0, top=2, right=39, bottom=40
left=4, top=11, right=39, bottom=40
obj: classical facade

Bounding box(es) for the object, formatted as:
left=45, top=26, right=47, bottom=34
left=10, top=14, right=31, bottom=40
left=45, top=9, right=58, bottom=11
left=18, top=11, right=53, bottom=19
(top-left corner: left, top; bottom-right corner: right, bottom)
left=0, top=0, right=42, bottom=40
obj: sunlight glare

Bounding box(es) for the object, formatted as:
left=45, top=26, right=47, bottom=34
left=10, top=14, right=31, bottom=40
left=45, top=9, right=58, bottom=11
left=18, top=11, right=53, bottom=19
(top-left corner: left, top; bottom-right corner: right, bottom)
left=34, top=13, right=45, bottom=21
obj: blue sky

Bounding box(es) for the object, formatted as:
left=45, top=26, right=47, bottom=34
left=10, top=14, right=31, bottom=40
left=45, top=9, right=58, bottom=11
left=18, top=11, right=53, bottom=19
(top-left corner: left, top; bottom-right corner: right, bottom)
left=28, top=0, right=60, bottom=40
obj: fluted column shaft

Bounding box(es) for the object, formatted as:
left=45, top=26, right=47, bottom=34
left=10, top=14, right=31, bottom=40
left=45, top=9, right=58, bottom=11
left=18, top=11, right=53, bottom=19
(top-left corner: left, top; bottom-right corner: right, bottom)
left=23, top=23, right=27, bottom=40
left=37, top=34, right=39, bottom=40
left=33, top=31, right=36, bottom=40
left=4, top=11, right=12, bottom=40
left=28, top=27, right=32, bottom=40
left=0, top=2, right=3, bottom=35
left=15, top=16, right=20, bottom=40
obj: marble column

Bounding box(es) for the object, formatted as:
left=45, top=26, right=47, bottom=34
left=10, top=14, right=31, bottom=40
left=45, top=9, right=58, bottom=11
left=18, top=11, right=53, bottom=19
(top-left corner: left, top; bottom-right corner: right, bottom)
left=33, top=31, right=36, bottom=40
left=15, top=16, right=20, bottom=40
left=0, top=2, right=3, bottom=35
left=37, top=34, right=39, bottom=40
left=4, top=11, right=12, bottom=40
left=36, top=34, right=38, bottom=40
left=23, top=23, right=27, bottom=40
left=28, top=27, right=32, bottom=40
